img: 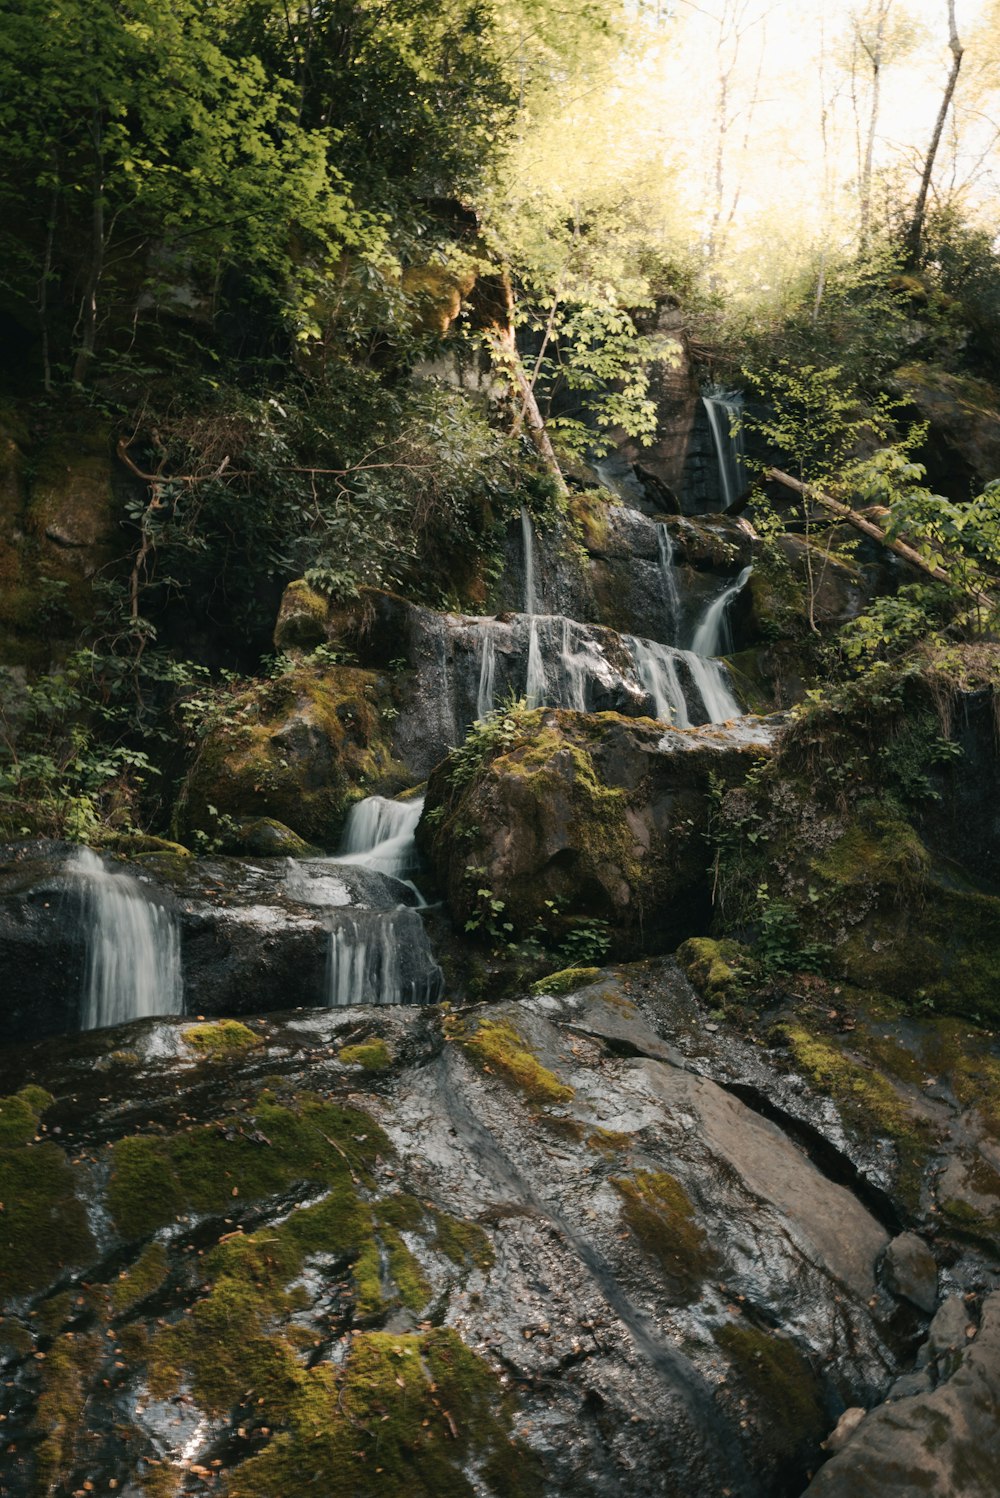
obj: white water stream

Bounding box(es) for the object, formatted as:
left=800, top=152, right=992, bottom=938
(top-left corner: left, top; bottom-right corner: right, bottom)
left=702, top=389, right=746, bottom=511
left=72, top=849, right=183, bottom=1030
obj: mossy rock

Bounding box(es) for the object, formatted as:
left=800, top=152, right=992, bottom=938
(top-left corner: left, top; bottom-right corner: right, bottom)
left=420, top=707, right=768, bottom=958
left=612, top=1169, right=716, bottom=1303
left=809, top=801, right=1000, bottom=1022
left=713, top=1321, right=825, bottom=1465
left=174, top=664, right=409, bottom=848
left=339, top=1038, right=393, bottom=1071
left=461, top=1018, right=574, bottom=1105
left=184, top=1019, right=261, bottom=1056
left=273, top=579, right=332, bottom=651
left=676, top=937, right=748, bottom=1002
left=530, top=965, right=602, bottom=997
left=224, top=1328, right=541, bottom=1498
left=231, top=816, right=323, bottom=857
left=0, top=1087, right=93, bottom=1295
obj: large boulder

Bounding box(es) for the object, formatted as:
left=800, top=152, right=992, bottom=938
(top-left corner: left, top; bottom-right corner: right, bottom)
left=894, top=363, right=1000, bottom=497
left=710, top=650, right=1000, bottom=1023
left=804, top=1293, right=1000, bottom=1498
left=419, top=706, right=777, bottom=957
left=0, top=416, right=121, bottom=665
left=173, top=664, right=409, bottom=848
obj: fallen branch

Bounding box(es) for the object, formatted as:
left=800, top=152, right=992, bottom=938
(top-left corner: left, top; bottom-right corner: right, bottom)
left=766, top=467, right=995, bottom=611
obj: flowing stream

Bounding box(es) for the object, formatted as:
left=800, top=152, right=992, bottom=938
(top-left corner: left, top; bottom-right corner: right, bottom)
left=72, top=848, right=183, bottom=1030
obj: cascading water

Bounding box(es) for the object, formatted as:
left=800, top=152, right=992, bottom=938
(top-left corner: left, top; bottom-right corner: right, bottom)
left=337, top=795, right=424, bottom=881
left=520, top=505, right=539, bottom=616
left=285, top=792, right=442, bottom=1006
left=72, top=848, right=183, bottom=1030
left=689, top=565, right=753, bottom=658
left=683, top=651, right=743, bottom=723
left=628, top=638, right=691, bottom=728
left=702, top=388, right=746, bottom=511
left=327, top=907, right=444, bottom=1007
left=525, top=618, right=546, bottom=707
left=476, top=630, right=496, bottom=721
left=656, top=525, right=682, bottom=638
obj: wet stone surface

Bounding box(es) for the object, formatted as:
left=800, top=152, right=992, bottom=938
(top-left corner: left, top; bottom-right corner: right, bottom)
left=2, top=960, right=998, bottom=1497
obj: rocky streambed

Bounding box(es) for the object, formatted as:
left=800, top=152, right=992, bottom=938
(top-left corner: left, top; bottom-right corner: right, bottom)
left=2, top=961, right=999, bottom=1498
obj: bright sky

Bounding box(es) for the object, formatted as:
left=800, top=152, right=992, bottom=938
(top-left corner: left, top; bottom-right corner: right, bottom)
left=656, top=0, right=999, bottom=255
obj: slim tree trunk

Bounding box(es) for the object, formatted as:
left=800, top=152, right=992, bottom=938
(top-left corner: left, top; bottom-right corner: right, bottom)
left=493, top=325, right=568, bottom=496
left=906, top=0, right=963, bottom=264
left=72, top=109, right=105, bottom=385
left=858, top=0, right=892, bottom=248
left=38, top=168, right=59, bottom=394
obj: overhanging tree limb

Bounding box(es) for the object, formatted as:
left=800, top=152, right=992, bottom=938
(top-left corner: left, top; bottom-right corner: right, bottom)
left=766, top=466, right=995, bottom=610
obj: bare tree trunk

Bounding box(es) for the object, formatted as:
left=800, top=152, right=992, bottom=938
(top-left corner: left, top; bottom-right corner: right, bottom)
left=72, top=109, right=105, bottom=385
left=492, top=326, right=568, bottom=496
left=858, top=0, right=892, bottom=248
left=38, top=167, right=59, bottom=394
left=906, top=0, right=963, bottom=264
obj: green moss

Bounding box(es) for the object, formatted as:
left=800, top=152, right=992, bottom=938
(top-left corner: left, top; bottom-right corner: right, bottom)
left=0, top=1089, right=92, bottom=1295
left=273, top=579, right=332, bottom=651
left=339, top=1038, right=393, bottom=1071
left=0, top=1085, right=53, bottom=1145
left=530, top=966, right=601, bottom=997
left=782, top=1025, right=913, bottom=1135
left=34, top=1332, right=102, bottom=1492
left=612, top=1170, right=715, bottom=1302
left=676, top=937, right=748, bottom=1002
left=462, top=1020, right=574, bottom=1104
left=431, top=1211, right=495, bottom=1271
left=586, top=1127, right=631, bottom=1158
left=107, top=1095, right=389, bottom=1240
left=111, top=1241, right=170, bottom=1315
left=781, top=1023, right=933, bottom=1206
left=813, top=802, right=930, bottom=888
left=713, top=1321, right=825, bottom=1458
left=184, top=1019, right=261, bottom=1057
left=921, top=1019, right=1000, bottom=1137
left=226, top=1329, right=542, bottom=1498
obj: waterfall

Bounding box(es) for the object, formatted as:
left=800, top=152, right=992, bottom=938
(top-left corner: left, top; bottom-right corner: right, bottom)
left=702, top=389, right=746, bottom=511
left=656, top=525, right=682, bottom=643
left=520, top=505, right=539, bottom=615
left=72, top=849, right=183, bottom=1030
left=327, top=908, right=444, bottom=1006
left=690, top=565, right=753, bottom=658
left=525, top=616, right=545, bottom=707
left=476, top=628, right=497, bottom=720
left=557, top=618, right=590, bottom=712
left=682, top=651, right=742, bottom=723
left=337, top=795, right=424, bottom=881
left=628, top=639, right=691, bottom=728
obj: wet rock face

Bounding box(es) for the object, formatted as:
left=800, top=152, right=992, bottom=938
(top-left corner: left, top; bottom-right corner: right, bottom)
left=0, top=842, right=435, bottom=1043
left=489, top=505, right=756, bottom=647
left=0, top=964, right=914, bottom=1498
left=276, top=586, right=750, bottom=783
left=419, top=708, right=777, bottom=958
left=803, top=1293, right=1000, bottom=1498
